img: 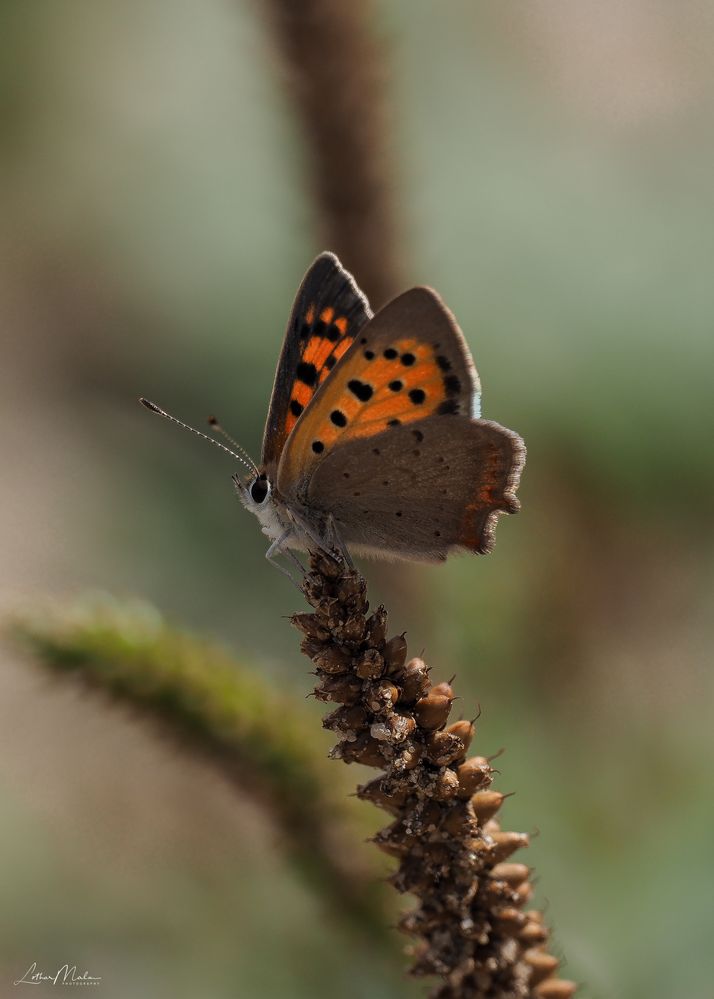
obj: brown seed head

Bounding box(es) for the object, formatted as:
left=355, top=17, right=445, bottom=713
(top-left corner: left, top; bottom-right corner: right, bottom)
left=357, top=777, right=408, bottom=813
left=398, top=657, right=431, bottom=703
left=338, top=732, right=385, bottom=767
left=354, top=647, right=385, bottom=679
left=365, top=606, right=387, bottom=646
left=489, top=830, right=530, bottom=862
left=491, top=862, right=530, bottom=887
left=445, top=718, right=475, bottom=753
left=290, top=612, right=330, bottom=641
left=314, top=675, right=362, bottom=704
left=533, top=980, right=578, bottom=999
left=365, top=680, right=399, bottom=713
left=414, top=691, right=452, bottom=730
left=471, top=789, right=507, bottom=823
left=426, top=730, right=467, bottom=766
left=456, top=757, right=493, bottom=798
left=432, top=767, right=460, bottom=801
left=493, top=907, right=526, bottom=934
left=524, top=949, right=560, bottom=985
left=430, top=680, right=455, bottom=699
left=383, top=633, right=408, bottom=673
left=311, top=645, right=352, bottom=674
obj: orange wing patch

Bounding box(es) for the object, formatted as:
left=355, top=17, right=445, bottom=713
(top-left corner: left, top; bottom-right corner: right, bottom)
left=283, top=302, right=355, bottom=437
left=291, top=337, right=464, bottom=454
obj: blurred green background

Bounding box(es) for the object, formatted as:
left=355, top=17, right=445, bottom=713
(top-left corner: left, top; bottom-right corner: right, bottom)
left=1, top=2, right=713, bottom=997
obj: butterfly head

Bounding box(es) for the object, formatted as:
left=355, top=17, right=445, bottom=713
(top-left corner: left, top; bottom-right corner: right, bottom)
left=233, top=469, right=292, bottom=545
left=233, top=469, right=271, bottom=509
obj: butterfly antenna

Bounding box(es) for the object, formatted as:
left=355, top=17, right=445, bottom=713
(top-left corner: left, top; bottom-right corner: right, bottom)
left=139, top=398, right=256, bottom=474
left=208, top=415, right=259, bottom=475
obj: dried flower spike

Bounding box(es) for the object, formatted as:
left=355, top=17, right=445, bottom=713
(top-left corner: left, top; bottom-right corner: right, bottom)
left=298, top=553, right=575, bottom=999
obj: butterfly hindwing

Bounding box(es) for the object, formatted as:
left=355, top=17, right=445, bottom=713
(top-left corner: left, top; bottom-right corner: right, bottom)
left=276, top=286, right=482, bottom=498
left=303, top=416, right=524, bottom=560
left=261, top=253, right=372, bottom=471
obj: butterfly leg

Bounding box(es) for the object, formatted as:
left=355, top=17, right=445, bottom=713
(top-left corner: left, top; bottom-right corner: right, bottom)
left=265, top=529, right=303, bottom=588
left=325, top=514, right=355, bottom=569
left=288, top=508, right=354, bottom=570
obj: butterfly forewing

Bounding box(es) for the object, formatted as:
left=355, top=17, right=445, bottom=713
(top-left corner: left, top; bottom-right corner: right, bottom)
left=261, top=252, right=372, bottom=471
left=276, top=286, right=482, bottom=498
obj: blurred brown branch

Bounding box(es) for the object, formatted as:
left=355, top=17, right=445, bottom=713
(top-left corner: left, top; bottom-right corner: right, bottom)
left=262, top=0, right=402, bottom=308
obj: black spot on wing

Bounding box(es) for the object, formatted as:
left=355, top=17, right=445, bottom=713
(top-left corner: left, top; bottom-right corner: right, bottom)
left=312, top=440, right=325, bottom=454
left=348, top=379, right=373, bottom=402
left=297, top=361, right=318, bottom=387
left=290, top=400, right=303, bottom=417
left=444, top=375, right=462, bottom=396
left=436, top=355, right=451, bottom=371
left=409, top=388, right=426, bottom=405
left=437, top=399, right=460, bottom=415
left=330, top=410, right=347, bottom=427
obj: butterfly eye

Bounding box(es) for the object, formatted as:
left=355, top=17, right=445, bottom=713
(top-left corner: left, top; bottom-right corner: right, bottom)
left=250, top=476, right=270, bottom=504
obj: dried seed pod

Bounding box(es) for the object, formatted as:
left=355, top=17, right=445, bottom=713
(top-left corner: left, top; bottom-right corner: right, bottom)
left=524, top=949, right=560, bottom=985
left=426, top=730, right=466, bottom=766
left=414, top=691, right=452, bottom=730
left=339, top=732, right=387, bottom=767
left=417, top=800, right=443, bottom=831
left=322, top=704, right=369, bottom=734
left=491, top=862, right=530, bottom=887
left=519, top=920, right=549, bottom=945
left=420, top=841, right=452, bottom=868
left=489, top=830, right=530, bottom=862
left=314, top=675, right=362, bottom=704
left=383, top=633, right=408, bottom=673
left=456, top=757, right=493, bottom=798
left=336, top=613, right=367, bottom=644
left=365, top=606, right=387, bottom=646
left=354, top=647, right=385, bottom=679
left=493, top=907, right=526, bottom=934
left=533, top=980, right=577, bottom=999
left=432, top=767, right=460, bottom=801
left=398, top=657, right=431, bottom=703
left=395, top=740, right=423, bottom=770
left=311, top=645, right=352, bottom=674
left=373, top=821, right=416, bottom=857
left=315, top=553, right=343, bottom=579
left=365, top=680, right=399, bottom=713
left=471, top=789, right=507, bottom=823
left=430, top=680, right=455, bottom=699
left=441, top=801, right=477, bottom=837
left=300, top=636, right=326, bottom=660
left=445, top=719, right=474, bottom=754
left=336, top=573, right=366, bottom=603
left=386, top=712, right=416, bottom=741
left=314, top=596, right=344, bottom=627
left=512, top=880, right=533, bottom=906
left=302, top=571, right=324, bottom=602
left=357, top=777, right=408, bottom=813
left=290, top=612, right=330, bottom=641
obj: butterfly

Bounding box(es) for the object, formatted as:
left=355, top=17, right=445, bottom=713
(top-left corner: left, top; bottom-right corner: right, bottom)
left=141, top=252, right=525, bottom=570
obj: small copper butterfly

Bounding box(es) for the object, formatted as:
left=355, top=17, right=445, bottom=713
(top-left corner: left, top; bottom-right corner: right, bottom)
left=141, top=253, right=525, bottom=571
